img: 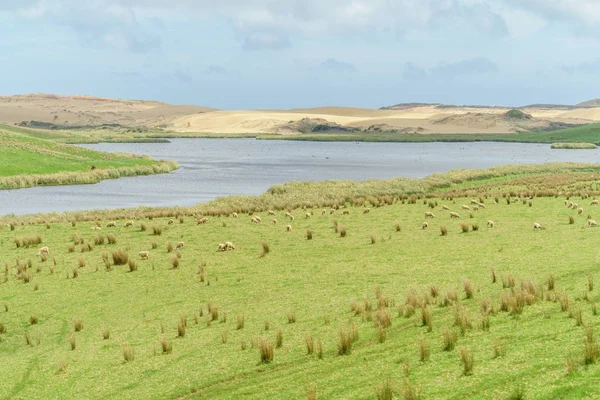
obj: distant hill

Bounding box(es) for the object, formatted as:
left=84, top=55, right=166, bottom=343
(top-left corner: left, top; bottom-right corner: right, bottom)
left=576, top=99, right=600, bottom=108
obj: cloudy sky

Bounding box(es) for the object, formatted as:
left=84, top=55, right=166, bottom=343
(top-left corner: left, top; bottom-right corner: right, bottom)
left=1, top=0, right=600, bottom=109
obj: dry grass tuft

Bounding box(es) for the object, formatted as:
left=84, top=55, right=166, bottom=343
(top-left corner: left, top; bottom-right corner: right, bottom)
left=111, top=250, right=129, bottom=266
left=74, top=318, right=83, bottom=332
left=459, top=347, right=474, bottom=375
left=170, top=254, right=180, bottom=269
left=128, top=259, right=137, bottom=272
left=29, top=315, right=38, bottom=325
left=463, top=279, right=474, bottom=299
left=260, top=242, right=270, bottom=258
left=305, top=334, right=315, bottom=355
left=440, top=225, right=447, bottom=236
left=276, top=327, right=283, bottom=348
left=161, top=336, right=172, bottom=354
left=236, top=315, right=245, bottom=330
left=419, top=337, right=430, bottom=362
left=106, top=233, right=117, bottom=244
left=121, top=343, right=135, bottom=362
left=306, top=229, right=313, bottom=240
left=442, top=328, right=458, bottom=351
left=259, top=338, right=274, bottom=363
left=460, top=223, right=469, bottom=233
left=102, top=327, right=110, bottom=340
left=375, top=378, right=394, bottom=400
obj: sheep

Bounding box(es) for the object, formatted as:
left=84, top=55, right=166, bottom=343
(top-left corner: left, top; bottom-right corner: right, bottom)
left=442, top=205, right=450, bottom=210
left=251, top=216, right=261, bottom=223
left=363, top=208, right=371, bottom=214
left=217, top=243, right=227, bottom=251
left=422, top=222, right=429, bottom=230
left=329, top=209, right=335, bottom=215
left=285, top=212, right=292, bottom=218
left=232, top=212, right=238, bottom=218
left=472, top=206, right=479, bottom=211
left=573, top=203, right=579, bottom=209
left=533, top=222, right=542, bottom=230
left=37, top=246, right=49, bottom=257
left=305, top=212, right=311, bottom=219
left=487, top=220, right=494, bottom=228
left=91, top=226, right=102, bottom=231
left=139, top=251, right=150, bottom=260
left=592, top=200, right=599, bottom=206
left=289, top=215, right=295, bottom=222
left=342, top=210, right=350, bottom=215
left=478, top=203, right=486, bottom=209
left=106, top=221, right=117, bottom=228
left=589, top=219, right=598, bottom=227
left=567, top=202, right=573, bottom=208
left=225, top=241, right=235, bottom=250
left=197, top=217, right=208, bottom=224
left=123, top=220, right=134, bottom=227
left=268, top=210, right=276, bottom=216
left=461, top=205, right=471, bottom=210
left=272, top=218, right=277, bottom=225
left=176, top=241, right=184, bottom=249
left=286, top=224, right=292, bottom=232
left=470, top=199, right=479, bottom=205
left=167, top=219, right=174, bottom=225
left=450, top=212, right=460, bottom=219
left=578, top=208, right=584, bottom=215
left=424, top=212, right=435, bottom=218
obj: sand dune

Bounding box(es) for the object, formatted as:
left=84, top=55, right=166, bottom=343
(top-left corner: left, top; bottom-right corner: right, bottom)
left=1, top=93, right=599, bottom=135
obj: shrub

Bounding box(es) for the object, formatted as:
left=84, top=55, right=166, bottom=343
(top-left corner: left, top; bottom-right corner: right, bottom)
left=111, top=250, right=129, bottom=266
left=259, top=338, right=274, bottom=363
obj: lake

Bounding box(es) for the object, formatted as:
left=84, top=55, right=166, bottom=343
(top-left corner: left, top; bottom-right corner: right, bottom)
left=1, top=139, right=598, bottom=215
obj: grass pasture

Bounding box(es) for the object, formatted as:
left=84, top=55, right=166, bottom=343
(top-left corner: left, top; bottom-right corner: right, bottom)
left=0, top=126, right=178, bottom=189
left=2, top=172, right=600, bottom=398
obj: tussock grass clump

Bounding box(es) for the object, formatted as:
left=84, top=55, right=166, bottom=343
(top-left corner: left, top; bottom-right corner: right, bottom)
left=370, top=234, right=376, bottom=244
left=442, top=328, right=458, bottom=351
left=177, top=318, right=186, bottom=338
left=502, top=273, right=515, bottom=289
left=307, top=384, right=317, bottom=400
left=589, top=274, right=594, bottom=292
left=161, top=336, right=172, bottom=354
left=67, top=243, right=75, bottom=253
left=121, top=343, right=135, bottom=362
left=376, top=308, right=392, bottom=329
left=375, top=378, right=394, bottom=400
left=276, top=327, right=283, bottom=348
left=259, top=338, right=274, bottom=363
left=152, top=226, right=163, bottom=236
left=419, top=337, right=430, bottom=362
left=69, top=334, right=76, bottom=351
left=459, top=347, right=474, bottom=376
left=394, top=222, right=401, bottom=232
left=305, top=334, right=314, bottom=355
left=306, top=229, right=313, bottom=240
left=78, top=256, right=86, bottom=269
left=236, top=315, right=245, bottom=330
left=167, top=242, right=174, bottom=253
left=547, top=274, right=556, bottom=291
left=170, top=254, right=180, bottom=269
left=102, top=252, right=111, bottom=271
left=339, top=226, right=347, bottom=237
left=421, top=306, right=432, bottom=332
left=429, top=285, right=439, bottom=298
left=584, top=327, right=599, bottom=365
left=460, top=223, right=469, bottom=233
left=463, top=279, right=473, bottom=299
left=140, top=223, right=148, bottom=232
left=287, top=309, right=296, bottom=324
left=260, top=242, right=270, bottom=258
left=128, top=259, right=137, bottom=272
left=29, top=315, right=38, bottom=325
left=569, top=215, right=575, bottom=224
left=111, top=250, right=129, bottom=266
left=0, top=322, right=6, bottom=335
left=73, top=318, right=83, bottom=332
left=440, top=225, right=447, bottom=236
left=25, top=332, right=35, bottom=347
left=102, top=327, right=110, bottom=340
left=338, top=327, right=353, bottom=356
left=94, top=234, right=105, bottom=246
left=106, top=233, right=117, bottom=245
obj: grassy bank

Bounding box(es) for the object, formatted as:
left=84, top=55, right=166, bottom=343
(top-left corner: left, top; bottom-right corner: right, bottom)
left=0, top=126, right=179, bottom=189
left=551, top=142, right=598, bottom=149
left=2, top=168, right=600, bottom=398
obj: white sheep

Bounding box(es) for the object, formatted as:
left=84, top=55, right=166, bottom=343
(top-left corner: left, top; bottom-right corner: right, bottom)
left=106, top=221, right=117, bottom=228
left=592, top=200, right=599, bottom=206
left=217, top=243, right=226, bottom=251
left=225, top=241, right=235, bottom=250
left=232, top=212, right=238, bottom=218
left=487, top=220, right=494, bottom=228
left=364, top=208, right=371, bottom=214
left=450, top=212, right=460, bottom=219
left=123, top=220, right=134, bottom=227
left=91, top=226, right=102, bottom=231
left=589, top=219, right=598, bottom=227
left=442, top=205, right=450, bottom=210
left=272, top=218, right=277, bottom=225
left=176, top=241, right=184, bottom=249
left=321, top=209, right=326, bottom=216
left=424, top=212, right=435, bottom=218
left=305, top=212, right=311, bottom=219
left=461, top=205, right=471, bottom=210
left=139, top=251, right=150, bottom=260
left=286, top=224, right=292, bottom=232
left=37, top=246, right=49, bottom=257
left=578, top=208, right=584, bottom=215
left=422, top=222, right=429, bottom=229
left=533, top=222, right=542, bottom=230
left=268, top=210, right=276, bottom=216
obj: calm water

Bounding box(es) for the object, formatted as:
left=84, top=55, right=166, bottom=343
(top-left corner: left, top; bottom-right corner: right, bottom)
left=1, top=139, right=598, bottom=215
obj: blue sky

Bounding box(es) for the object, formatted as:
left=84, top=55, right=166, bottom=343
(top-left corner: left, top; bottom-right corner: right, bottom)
left=2, top=0, right=600, bottom=109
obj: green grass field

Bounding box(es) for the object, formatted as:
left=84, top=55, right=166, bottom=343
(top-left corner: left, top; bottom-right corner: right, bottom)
left=0, top=126, right=178, bottom=189
left=2, top=169, right=600, bottom=399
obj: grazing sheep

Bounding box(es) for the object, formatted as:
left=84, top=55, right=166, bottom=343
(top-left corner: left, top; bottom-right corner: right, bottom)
left=106, top=221, right=117, bottom=228
left=217, top=243, right=227, bottom=251
left=91, top=226, right=102, bottom=231
left=321, top=209, right=326, bottom=215
left=225, top=241, right=235, bottom=250
left=251, top=216, right=260, bottom=223
left=197, top=217, right=209, bottom=224
left=478, top=203, right=486, bottom=209
left=470, top=199, right=479, bottom=205
left=268, top=210, right=276, bottom=216
left=424, top=212, right=435, bottom=218
left=533, top=222, right=542, bottom=230
left=123, top=220, right=134, bottom=227
left=168, top=219, right=175, bottom=225
left=232, top=212, right=238, bottom=218
left=364, top=208, right=371, bottom=214
left=329, top=209, right=335, bottom=215
left=289, top=215, right=295, bottom=222
left=176, top=241, right=184, bottom=249
left=487, top=220, right=494, bottom=228
left=567, top=202, right=573, bottom=208
left=342, top=210, right=350, bottom=215
left=573, top=203, right=579, bottom=209
left=422, top=222, right=429, bottom=230
left=589, top=219, right=598, bottom=227
left=37, top=246, right=49, bottom=257
left=578, top=208, right=584, bottom=215
left=461, top=205, right=471, bottom=210
left=272, top=218, right=277, bottom=224
left=305, top=212, right=311, bottom=219
left=442, top=205, right=450, bottom=211
left=139, top=251, right=150, bottom=260
left=472, top=206, right=479, bottom=211
left=285, top=212, right=292, bottom=218
left=286, top=224, right=292, bottom=232
left=450, top=212, right=460, bottom=219
left=592, top=200, right=599, bottom=206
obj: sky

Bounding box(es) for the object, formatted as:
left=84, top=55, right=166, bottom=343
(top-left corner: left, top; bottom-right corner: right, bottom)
left=1, top=0, right=600, bottom=109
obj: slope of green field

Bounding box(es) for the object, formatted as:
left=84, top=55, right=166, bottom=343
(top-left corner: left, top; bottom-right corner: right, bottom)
left=1, top=170, right=600, bottom=399
left=0, top=126, right=178, bottom=189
